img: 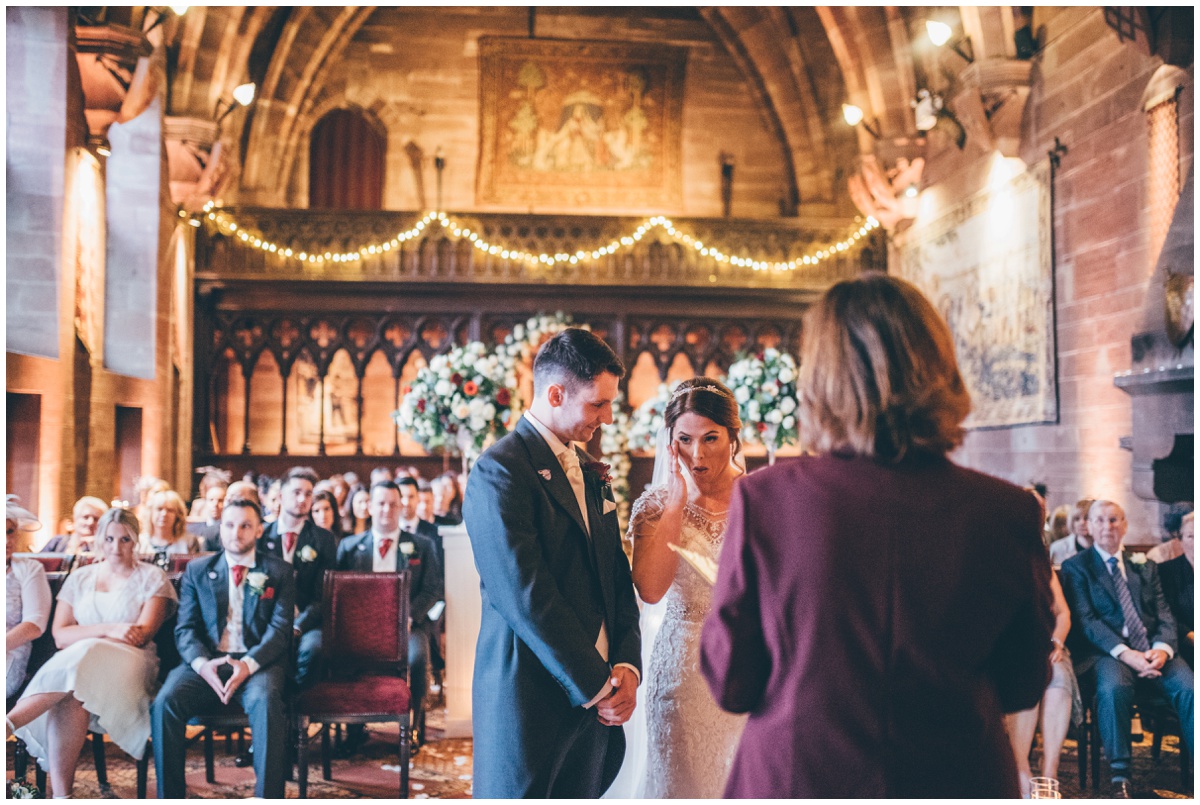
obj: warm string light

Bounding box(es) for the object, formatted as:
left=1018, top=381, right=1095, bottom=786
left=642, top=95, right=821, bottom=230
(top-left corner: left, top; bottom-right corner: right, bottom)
left=202, top=202, right=879, bottom=273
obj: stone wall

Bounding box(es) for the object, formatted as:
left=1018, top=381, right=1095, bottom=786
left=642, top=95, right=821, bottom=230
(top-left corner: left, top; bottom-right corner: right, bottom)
left=904, top=8, right=1194, bottom=544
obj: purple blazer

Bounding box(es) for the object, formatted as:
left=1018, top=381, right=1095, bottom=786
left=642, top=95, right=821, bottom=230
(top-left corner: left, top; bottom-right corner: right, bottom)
left=700, top=452, right=1054, bottom=798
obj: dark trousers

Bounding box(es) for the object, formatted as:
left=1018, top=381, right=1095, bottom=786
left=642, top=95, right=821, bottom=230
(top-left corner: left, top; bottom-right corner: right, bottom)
left=1091, top=654, right=1194, bottom=776
left=295, top=628, right=323, bottom=690
left=151, top=662, right=287, bottom=798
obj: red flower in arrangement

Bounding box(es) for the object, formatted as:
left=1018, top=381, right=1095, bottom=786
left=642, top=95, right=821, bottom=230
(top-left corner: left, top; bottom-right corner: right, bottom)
left=757, top=422, right=768, bottom=432
left=416, top=399, right=426, bottom=413
left=496, top=388, right=511, bottom=406
left=463, top=381, right=479, bottom=396
left=451, top=372, right=463, bottom=385
left=261, top=587, right=275, bottom=600
left=402, top=385, right=412, bottom=396
left=584, top=460, right=613, bottom=484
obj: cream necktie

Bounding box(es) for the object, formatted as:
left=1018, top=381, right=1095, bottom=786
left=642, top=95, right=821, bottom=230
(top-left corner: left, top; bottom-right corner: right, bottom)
left=559, top=449, right=590, bottom=535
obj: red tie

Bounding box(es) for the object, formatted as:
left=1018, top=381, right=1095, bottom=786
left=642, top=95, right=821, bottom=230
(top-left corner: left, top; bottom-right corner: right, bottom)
left=378, top=538, right=393, bottom=560
left=283, top=532, right=297, bottom=554
left=231, top=565, right=247, bottom=587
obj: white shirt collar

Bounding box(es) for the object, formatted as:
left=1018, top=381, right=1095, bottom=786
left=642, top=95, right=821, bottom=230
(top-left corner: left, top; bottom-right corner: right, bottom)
left=372, top=527, right=402, bottom=544
left=400, top=518, right=421, bottom=534
left=225, top=549, right=256, bottom=569
left=524, top=410, right=574, bottom=460
left=1094, top=544, right=1123, bottom=570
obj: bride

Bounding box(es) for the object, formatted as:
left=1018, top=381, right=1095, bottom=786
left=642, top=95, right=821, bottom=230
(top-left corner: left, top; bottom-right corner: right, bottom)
left=609, top=377, right=747, bottom=798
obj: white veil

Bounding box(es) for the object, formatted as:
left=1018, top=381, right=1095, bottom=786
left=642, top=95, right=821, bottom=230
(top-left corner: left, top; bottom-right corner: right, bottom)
left=604, top=423, right=744, bottom=799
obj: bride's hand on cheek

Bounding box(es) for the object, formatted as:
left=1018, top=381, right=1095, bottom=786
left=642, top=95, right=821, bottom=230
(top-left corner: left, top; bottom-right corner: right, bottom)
left=665, top=443, right=688, bottom=508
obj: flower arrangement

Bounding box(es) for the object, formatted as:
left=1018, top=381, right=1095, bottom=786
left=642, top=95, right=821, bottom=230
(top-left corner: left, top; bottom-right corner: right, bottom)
left=502, top=312, right=585, bottom=363
left=394, top=342, right=519, bottom=460
left=600, top=391, right=633, bottom=535
left=8, top=780, right=39, bottom=799
left=726, top=348, right=799, bottom=461
left=627, top=382, right=678, bottom=453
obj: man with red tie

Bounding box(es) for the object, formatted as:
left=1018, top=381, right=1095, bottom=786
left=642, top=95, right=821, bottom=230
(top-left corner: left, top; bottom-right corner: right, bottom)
left=336, top=480, right=443, bottom=753
left=258, top=466, right=336, bottom=690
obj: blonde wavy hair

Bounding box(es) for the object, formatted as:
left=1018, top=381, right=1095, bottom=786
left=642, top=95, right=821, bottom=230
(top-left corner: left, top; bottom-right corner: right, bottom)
left=797, top=273, right=971, bottom=461
left=146, top=489, right=188, bottom=542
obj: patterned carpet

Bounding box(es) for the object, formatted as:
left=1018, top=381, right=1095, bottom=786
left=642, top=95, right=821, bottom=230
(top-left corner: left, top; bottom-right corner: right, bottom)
left=6, top=708, right=1193, bottom=798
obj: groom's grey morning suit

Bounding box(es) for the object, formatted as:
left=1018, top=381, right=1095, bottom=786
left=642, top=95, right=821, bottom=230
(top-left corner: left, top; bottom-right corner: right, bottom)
left=464, top=413, right=641, bottom=797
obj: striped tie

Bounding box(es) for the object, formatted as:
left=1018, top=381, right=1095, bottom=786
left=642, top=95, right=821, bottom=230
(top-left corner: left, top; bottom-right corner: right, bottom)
left=1108, top=556, right=1150, bottom=652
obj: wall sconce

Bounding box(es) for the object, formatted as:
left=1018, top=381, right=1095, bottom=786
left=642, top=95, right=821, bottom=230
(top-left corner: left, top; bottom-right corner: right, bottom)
left=434, top=146, right=446, bottom=212
left=842, top=104, right=881, bottom=139
left=215, top=82, right=256, bottom=125
left=88, top=133, right=111, bottom=157
left=719, top=152, right=735, bottom=218
left=925, top=19, right=974, bottom=63
left=145, top=5, right=188, bottom=34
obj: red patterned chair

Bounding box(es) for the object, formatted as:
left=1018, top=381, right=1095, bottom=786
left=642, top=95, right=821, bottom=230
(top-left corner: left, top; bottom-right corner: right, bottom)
left=294, top=571, right=412, bottom=798
left=14, top=552, right=73, bottom=573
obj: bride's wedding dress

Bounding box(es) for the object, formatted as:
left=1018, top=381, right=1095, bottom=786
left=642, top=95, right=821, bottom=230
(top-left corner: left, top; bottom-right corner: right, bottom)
left=623, top=485, right=746, bottom=798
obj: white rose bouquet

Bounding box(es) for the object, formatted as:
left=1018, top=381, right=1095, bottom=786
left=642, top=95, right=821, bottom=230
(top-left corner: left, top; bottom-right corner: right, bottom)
left=726, top=348, right=799, bottom=461
left=628, top=382, right=677, bottom=453
left=394, top=342, right=518, bottom=459
left=600, top=391, right=633, bottom=535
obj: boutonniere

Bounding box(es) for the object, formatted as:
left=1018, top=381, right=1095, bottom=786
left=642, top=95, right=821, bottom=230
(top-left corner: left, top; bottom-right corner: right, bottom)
left=400, top=541, right=415, bottom=556
left=583, top=460, right=613, bottom=485
left=298, top=545, right=317, bottom=563
left=1128, top=552, right=1148, bottom=567
left=246, top=571, right=273, bottom=599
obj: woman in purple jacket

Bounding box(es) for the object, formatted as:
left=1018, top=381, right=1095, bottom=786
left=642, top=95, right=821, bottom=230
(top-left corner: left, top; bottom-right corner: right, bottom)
left=700, top=273, right=1054, bottom=798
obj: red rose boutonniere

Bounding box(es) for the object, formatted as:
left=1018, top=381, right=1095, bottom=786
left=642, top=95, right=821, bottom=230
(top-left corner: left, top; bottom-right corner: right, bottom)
left=584, top=460, right=613, bottom=485
left=261, top=587, right=275, bottom=600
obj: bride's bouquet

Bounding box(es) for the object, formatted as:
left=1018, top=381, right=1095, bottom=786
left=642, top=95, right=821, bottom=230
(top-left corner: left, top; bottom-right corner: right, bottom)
left=726, top=349, right=799, bottom=460
left=394, top=342, right=518, bottom=458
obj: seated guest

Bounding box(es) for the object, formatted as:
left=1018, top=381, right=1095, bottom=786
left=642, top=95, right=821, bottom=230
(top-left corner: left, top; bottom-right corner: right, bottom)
left=42, top=496, right=107, bottom=554
left=396, top=477, right=443, bottom=567
left=140, top=490, right=201, bottom=561
left=261, top=478, right=282, bottom=523
left=369, top=466, right=393, bottom=487
left=1045, top=504, right=1071, bottom=550
left=1005, top=567, right=1081, bottom=796
left=258, top=467, right=336, bottom=689
left=188, top=468, right=232, bottom=519
left=1159, top=512, right=1194, bottom=668
left=6, top=496, right=51, bottom=699
left=416, top=480, right=436, bottom=525
left=8, top=508, right=176, bottom=797
left=337, top=481, right=443, bottom=750
left=1148, top=502, right=1193, bottom=564
left=152, top=499, right=294, bottom=798
left=348, top=487, right=371, bottom=536
left=1061, top=500, right=1194, bottom=797
left=1048, top=498, right=1095, bottom=567
left=225, top=480, right=261, bottom=507
left=311, top=489, right=344, bottom=543
left=187, top=480, right=227, bottom=552
left=430, top=472, right=463, bottom=526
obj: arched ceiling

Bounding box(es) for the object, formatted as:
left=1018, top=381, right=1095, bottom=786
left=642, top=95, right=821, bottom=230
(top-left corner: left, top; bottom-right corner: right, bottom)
left=155, top=5, right=993, bottom=213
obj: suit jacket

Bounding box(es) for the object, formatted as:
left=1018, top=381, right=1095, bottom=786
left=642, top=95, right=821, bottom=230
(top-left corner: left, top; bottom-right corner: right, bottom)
left=1158, top=554, right=1194, bottom=639
left=175, top=552, right=295, bottom=671
left=187, top=521, right=222, bottom=553
left=1060, top=547, right=1178, bottom=667
left=335, top=528, right=443, bottom=627
left=410, top=519, right=445, bottom=574
left=258, top=520, right=337, bottom=634
left=700, top=452, right=1053, bottom=798
left=463, top=415, right=641, bottom=797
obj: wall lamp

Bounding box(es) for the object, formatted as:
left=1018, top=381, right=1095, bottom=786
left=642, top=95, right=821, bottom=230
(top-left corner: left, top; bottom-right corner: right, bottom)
left=842, top=104, right=881, bottom=139
left=926, top=20, right=974, bottom=63
left=215, top=83, right=257, bottom=125
left=145, top=5, right=188, bottom=34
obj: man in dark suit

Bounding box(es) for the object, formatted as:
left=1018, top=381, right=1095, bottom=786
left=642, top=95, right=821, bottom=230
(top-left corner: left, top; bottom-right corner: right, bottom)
left=1061, top=500, right=1194, bottom=797
left=463, top=329, right=642, bottom=798
left=187, top=481, right=227, bottom=552
left=151, top=498, right=295, bottom=799
left=258, top=466, right=336, bottom=689
left=337, top=480, right=443, bottom=750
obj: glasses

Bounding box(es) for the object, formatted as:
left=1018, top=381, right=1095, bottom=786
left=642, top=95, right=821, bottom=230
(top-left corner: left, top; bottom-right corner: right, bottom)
left=1030, top=777, right=1060, bottom=799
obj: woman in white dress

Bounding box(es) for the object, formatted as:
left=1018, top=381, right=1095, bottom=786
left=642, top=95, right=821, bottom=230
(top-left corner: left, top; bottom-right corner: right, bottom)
left=7, top=496, right=52, bottom=699
left=6, top=507, right=176, bottom=797
left=617, top=378, right=748, bottom=798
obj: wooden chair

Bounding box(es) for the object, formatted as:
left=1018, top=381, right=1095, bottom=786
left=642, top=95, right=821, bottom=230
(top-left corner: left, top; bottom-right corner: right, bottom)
left=13, top=552, right=73, bottom=574
left=294, top=570, right=412, bottom=798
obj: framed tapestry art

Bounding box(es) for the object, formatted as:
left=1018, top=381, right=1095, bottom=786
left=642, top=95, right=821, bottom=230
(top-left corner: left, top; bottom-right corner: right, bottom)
left=895, top=161, right=1057, bottom=429
left=477, top=37, right=686, bottom=212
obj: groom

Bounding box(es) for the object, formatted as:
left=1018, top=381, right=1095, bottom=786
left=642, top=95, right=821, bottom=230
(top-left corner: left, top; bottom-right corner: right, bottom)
left=464, top=328, right=642, bottom=797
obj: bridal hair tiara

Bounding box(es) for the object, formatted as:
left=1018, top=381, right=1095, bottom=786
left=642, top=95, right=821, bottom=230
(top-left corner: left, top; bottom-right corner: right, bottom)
left=670, top=384, right=733, bottom=403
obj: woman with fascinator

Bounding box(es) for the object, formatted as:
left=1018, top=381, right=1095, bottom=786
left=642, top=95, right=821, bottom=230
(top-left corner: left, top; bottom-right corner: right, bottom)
left=7, top=496, right=52, bottom=700
left=607, top=378, right=747, bottom=798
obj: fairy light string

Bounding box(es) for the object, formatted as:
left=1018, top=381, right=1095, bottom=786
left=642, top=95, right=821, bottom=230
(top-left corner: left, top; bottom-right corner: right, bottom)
left=200, top=202, right=879, bottom=273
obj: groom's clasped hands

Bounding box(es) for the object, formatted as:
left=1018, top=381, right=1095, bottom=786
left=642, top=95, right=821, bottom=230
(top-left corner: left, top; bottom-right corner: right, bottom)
left=197, top=655, right=252, bottom=704
left=595, top=665, right=639, bottom=727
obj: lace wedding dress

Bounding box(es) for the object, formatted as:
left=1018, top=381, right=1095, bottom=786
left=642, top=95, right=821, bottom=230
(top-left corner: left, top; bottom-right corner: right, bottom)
left=626, top=485, right=746, bottom=798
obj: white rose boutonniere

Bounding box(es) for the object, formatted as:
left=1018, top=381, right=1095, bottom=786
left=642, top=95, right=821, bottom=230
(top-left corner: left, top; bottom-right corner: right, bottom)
left=399, top=541, right=415, bottom=556
left=298, top=545, right=317, bottom=563
left=245, top=571, right=271, bottom=598
left=1128, top=553, right=1148, bottom=567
